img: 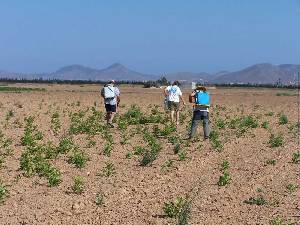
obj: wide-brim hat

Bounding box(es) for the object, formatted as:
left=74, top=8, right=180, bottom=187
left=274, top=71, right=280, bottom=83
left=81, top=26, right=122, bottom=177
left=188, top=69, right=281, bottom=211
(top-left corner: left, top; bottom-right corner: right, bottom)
left=196, top=86, right=207, bottom=91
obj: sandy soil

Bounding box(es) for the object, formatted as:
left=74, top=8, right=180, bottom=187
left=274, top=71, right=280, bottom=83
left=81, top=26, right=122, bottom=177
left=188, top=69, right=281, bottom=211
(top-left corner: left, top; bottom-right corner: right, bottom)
left=0, top=84, right=299, bottom=225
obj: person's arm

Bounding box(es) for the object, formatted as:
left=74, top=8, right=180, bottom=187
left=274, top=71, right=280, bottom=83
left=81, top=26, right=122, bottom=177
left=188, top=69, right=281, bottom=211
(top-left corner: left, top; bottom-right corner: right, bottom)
left=180, top=94, right=185, bottom=105
left=100, top=88, right=105, bottom=98
left=164, top=88, right=168, bottom=97
left=189, top=91, right=196, bottom=103
left=115, top=88, right=120, bottom=106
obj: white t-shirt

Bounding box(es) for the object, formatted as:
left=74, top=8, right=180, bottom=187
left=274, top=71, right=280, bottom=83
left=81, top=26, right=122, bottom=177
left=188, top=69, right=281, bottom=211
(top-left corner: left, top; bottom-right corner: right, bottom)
left=166, top=85, right=182, bottom=103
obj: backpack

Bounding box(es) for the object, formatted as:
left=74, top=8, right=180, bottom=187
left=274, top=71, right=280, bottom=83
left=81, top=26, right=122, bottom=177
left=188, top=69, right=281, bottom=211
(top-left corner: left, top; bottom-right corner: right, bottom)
left=103, top=86, right=115, bottom=99
left=195, top=91, right=210, bottom=107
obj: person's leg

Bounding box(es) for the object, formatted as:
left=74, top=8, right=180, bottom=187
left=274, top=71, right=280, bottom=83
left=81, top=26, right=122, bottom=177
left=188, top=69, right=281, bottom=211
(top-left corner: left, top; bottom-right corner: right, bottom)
left=189, top=111, right=201, bottom=138
left=176, top=110, right=180, bottom=125
left=189, top=119, right=200, bottom=138
left=175, top=103, right=180, bottom=125
left=202, top=111, right=210, bottom=139
left=109, top=112, right=115, bottom=123
left=170, top=110, right=175, bottom=123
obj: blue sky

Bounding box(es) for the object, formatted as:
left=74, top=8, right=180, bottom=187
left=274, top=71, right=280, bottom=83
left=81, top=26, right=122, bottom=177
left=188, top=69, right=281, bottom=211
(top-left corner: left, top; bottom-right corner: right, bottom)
left=0, top=0, right=299, bottom=74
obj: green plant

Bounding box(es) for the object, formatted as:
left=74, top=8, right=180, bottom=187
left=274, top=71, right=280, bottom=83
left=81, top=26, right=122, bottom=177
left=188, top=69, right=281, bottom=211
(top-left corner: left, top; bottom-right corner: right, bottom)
left=6, top=110, right=14, bottom=121
left=57, top=137, right=75, bottom=154
left=163, top=197, right=186, bottom=218
left=161, top=160, right=174, bottom=172
left=95, top=193, right=104, bottom=206
left=68, top=150, right=89, bottom=168
left=286, top=183, right=299, bottom=193
left=266, top=112, right=274, bottom=116
left=103, top=142, right=113, bottom=157
left=177, top=199, right=192, bottom=225
left=270, top=217, right=284, bottom=225
left=72, top=176, right=84, bottom=194
left=140, top=150, right=157, bottom=166
left=261, top=121, right=270, bottom=129
left=99, top=162, right=116, bottom=177
left=46, top=167, right=62, bottom=187
left=217, top=171, right=231, bottom=186
left=292, top=151, right=300, bottom=164
left=220, top=160, right=230, bottom=171
left=0, top=181, right=8, bottom=202
left=244, top=196, right=266, bottom=205
left=174, top=143, right=181, bottom=154
left=278, top=114, right=288, bottom=125
left=269, top=134, right=284, bottom=148
left=50, top=112, right=61, bottom=136
left=265, top=159, right=276, bottom=166
left=215, top=118, right=226, bottom=129
left=178, top=151, right=187, bottom=161
left=209, top=131, right=223, bottom=151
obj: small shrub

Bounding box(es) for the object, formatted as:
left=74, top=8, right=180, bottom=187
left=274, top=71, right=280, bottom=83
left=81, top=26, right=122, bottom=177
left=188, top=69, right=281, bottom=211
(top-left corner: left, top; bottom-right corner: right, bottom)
left=95, top=193, right=104, bottom=206
left=72, top=176, right=84, bottom=194
left=68, top=150, right=89, bottom=168
left=261, top=121, right=270, bottom=129
left=217, top=171, right=231, bottom=186
left=163, top=197, right=186, bottom=218
left=174, top=143, right=181, bottom=154
left=140, top=150, right=157, bottom=166
left=244, top=196, right=267, bottom=205
left=269, top=134, right=283, bottom=148
left=286, top=183, right=299, bottom=193
left=220, top=160, right=230, bottom=171
left=99, top=162, right=116, bottom=177
left=278, top=114, right=288, bottom=125
left=265, top=159, right=276, bottom=166
left=0, top=181, right=8, bottom=202
left=292, top=151, right=300, bottom=164
left=161, top=160, right=174, bottom=172
left=178, top=151, right=187, bottom=161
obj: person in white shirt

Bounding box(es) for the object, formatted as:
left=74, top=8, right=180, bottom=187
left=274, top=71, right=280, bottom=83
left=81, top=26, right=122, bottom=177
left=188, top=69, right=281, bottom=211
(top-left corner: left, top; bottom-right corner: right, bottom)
left=100, top=80, right=120, bottom=128
left=164, top=81, right=185, bottom=125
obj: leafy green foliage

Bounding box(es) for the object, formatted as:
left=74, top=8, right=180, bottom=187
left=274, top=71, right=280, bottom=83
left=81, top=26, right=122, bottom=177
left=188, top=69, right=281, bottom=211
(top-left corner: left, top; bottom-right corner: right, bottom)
left=51, top=112, right=61, bottom=136
left=269, top=134, right=284, bottom=148
left=72, top=176, right=84, bottom=194
left=244, top=196, right=267, bottom=205
left=98, top=162, right=116, bottom=177
left=217, top=171, right=231, bottom=186
left=292, top=151, right=300, bottom=164
left=0, top=180, right=8, bottom=203
left=68, top=150, right=89, bottom=168
left=278, top=114, right=288, bottom=125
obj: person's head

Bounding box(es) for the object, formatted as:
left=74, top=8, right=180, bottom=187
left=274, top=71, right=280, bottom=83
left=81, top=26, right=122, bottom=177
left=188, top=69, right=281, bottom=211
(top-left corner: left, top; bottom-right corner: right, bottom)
left=108, top=80, right=115, bottom=85
left=172, top=81, right=180, bottom=86
left=195, top=85, right=207, bottom=92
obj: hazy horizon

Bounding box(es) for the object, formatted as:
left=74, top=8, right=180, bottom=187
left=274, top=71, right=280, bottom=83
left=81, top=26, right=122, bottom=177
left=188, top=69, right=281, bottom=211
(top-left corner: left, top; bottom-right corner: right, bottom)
left=1, top=0, right=300, bottom=74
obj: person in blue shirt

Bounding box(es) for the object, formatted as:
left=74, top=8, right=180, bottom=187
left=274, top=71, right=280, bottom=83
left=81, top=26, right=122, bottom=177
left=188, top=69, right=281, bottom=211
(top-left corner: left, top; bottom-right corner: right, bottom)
left=188, top=85, right=210, bottom=139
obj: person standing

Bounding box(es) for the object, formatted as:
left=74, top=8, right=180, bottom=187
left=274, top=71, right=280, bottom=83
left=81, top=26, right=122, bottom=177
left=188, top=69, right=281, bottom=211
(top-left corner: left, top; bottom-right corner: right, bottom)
left=101, top=80, right=120, bottom=127
left=188, top=85, right=210, bottom=139
left=164, top=81, right=185, bottom=125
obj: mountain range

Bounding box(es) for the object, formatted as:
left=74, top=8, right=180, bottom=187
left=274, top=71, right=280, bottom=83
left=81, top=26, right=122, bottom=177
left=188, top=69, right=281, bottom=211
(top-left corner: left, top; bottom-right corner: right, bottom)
left=0, top=63, right=299, bottom=84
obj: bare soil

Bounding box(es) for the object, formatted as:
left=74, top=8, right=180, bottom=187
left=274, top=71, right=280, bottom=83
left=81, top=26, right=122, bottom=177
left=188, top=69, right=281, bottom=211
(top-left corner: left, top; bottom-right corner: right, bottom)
left=0, top=84, right=299, bottom=225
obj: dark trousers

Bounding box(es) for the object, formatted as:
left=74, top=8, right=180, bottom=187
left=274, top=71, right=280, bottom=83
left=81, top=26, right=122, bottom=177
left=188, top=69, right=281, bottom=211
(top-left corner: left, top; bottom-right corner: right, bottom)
left=189, top=110, right=210, bottom=138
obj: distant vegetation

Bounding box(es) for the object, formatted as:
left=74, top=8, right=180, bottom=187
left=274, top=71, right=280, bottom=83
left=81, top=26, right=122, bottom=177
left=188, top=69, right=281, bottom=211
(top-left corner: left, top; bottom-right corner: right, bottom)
left=0, top=86, right=46, bottom=92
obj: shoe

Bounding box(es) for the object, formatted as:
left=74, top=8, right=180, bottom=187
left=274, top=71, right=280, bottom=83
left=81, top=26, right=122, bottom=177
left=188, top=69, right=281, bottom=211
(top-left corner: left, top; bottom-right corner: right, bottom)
left=204, top=136, right=209, bottom=140
left=107, top=123, right=114, bottom=128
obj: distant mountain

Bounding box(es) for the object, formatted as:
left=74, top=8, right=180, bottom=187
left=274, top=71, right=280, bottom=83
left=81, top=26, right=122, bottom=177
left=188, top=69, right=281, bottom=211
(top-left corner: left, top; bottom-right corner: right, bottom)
left=52, top=63, right=155, bottom=81
left=0, top=62, right=299, bottom=84
left=211, top=63, right=300, bottom=84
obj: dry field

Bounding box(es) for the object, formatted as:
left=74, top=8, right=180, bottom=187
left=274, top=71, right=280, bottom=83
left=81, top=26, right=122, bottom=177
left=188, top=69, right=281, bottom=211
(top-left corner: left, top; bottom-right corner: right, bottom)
left=0, top=84, right=299, bottom=225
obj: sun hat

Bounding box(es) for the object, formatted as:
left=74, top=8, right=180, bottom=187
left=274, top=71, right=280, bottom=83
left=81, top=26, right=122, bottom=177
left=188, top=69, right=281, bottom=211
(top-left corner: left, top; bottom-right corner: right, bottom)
left=196, top=85, right=207, bottom=91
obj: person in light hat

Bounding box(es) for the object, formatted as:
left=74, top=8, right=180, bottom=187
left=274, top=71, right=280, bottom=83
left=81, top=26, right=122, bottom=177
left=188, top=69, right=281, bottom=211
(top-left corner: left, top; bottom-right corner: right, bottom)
left=101, top=80, right=120, bottom=127
left=188, top=85, right=210, bottom=139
